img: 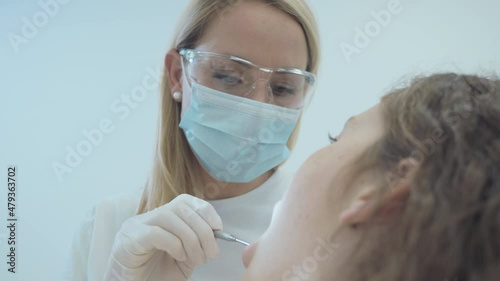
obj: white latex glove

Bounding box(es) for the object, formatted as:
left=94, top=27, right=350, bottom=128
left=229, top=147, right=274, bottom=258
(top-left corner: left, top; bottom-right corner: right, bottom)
left=103, top=194, right=223, bottom=281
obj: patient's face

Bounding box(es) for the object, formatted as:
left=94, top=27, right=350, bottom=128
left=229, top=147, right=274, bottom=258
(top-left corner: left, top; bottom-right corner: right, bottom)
left=242, top=104, right=385, bottom=280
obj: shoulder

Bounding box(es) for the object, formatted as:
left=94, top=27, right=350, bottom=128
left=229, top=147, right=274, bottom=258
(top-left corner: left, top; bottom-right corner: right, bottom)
left=62, top=187, right=144, bottom=281
left=92, top=187, right=143, bottom=227
left=95, top=187, right=143, bottom=216
left=77, top=187, right=143, bottom=239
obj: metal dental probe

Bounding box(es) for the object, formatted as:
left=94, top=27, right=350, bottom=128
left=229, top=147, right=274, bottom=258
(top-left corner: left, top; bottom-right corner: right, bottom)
left=213, top=230, right=250, bottom=246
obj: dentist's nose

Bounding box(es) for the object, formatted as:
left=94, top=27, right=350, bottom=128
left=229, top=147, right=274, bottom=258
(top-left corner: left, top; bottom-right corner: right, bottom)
left=247, top=80, right=273, bottom=104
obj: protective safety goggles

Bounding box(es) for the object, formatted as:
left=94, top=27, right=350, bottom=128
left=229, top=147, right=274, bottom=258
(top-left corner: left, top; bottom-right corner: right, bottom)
left=179, top=48, right=315, bottom=109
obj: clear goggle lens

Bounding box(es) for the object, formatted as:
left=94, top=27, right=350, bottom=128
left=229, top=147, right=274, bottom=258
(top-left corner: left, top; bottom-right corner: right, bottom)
left=180, top=49, right=315, bottom=109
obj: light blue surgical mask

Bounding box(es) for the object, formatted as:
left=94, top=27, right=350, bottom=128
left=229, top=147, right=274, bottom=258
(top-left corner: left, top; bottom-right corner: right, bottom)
left=179, top=82, right=300, bottom=183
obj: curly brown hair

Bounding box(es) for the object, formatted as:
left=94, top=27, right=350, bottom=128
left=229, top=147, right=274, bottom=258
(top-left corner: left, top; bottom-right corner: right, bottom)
left=342, top=73, right=500, bottom=281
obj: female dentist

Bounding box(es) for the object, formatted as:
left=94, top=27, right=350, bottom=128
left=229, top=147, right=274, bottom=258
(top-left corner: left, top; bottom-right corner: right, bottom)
left=61, top=0, right=320, bottom=280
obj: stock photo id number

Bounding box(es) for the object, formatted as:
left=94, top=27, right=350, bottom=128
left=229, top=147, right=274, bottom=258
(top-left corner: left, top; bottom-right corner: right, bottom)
left=6, top=167, right=18, bottom=274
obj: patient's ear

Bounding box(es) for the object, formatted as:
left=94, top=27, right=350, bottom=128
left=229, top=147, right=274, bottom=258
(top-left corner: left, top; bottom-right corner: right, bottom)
left=339, top=158, right=419, bottom=226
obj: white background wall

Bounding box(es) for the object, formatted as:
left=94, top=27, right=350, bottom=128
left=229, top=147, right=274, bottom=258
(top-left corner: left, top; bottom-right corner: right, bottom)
left=1, top=0, right=499, bottom=280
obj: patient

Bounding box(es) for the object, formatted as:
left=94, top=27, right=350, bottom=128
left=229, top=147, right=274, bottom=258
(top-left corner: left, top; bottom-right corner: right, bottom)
left=243, top=73, right=500, bottom=281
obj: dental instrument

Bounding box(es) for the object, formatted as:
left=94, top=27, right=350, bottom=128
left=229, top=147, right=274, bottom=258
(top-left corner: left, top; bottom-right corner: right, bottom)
left=213, top=230, right=250, bottom=246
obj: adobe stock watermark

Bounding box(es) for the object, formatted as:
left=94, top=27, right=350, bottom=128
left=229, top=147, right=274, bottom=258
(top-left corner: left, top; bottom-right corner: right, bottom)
left=7, top=0, right=72, bottom=54
left=339, top=0, right=407, bottom=64
left=51, top=64, right=162, bottom=182
left=282, top=235, right=341, bottom=281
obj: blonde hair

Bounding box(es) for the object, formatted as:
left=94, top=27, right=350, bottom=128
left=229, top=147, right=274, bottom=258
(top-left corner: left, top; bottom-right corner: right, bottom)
left=137, top=0, right=320, bottom=214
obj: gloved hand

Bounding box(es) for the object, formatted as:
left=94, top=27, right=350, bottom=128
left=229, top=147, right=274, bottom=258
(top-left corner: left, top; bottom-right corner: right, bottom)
left=102, top=194, right=223, bottom=281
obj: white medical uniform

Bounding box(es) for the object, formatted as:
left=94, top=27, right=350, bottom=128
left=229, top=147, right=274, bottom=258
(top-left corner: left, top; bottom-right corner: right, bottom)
left=61, top=168, right=293, bottom=281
